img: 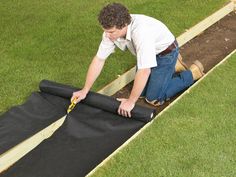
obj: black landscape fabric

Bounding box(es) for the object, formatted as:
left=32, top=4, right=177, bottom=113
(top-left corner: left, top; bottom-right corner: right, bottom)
left=1, top=80, right=156, bottom=177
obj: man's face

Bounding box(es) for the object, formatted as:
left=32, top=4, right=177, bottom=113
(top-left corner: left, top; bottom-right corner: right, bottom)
left=103, top=26, right=127, bottom=41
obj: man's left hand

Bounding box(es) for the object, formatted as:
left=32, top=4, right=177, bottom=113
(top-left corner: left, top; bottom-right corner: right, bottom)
left=117, top=98, right=135, bottom=118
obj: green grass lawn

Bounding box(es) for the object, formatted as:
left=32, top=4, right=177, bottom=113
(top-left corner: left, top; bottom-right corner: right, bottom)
left=0, top=0, right=228, bottom=113
left=91, top=52, right=236, bottom=177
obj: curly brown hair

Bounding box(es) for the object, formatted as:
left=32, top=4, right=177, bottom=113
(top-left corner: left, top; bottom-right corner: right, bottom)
left=98, top=3, right=131, bottom=29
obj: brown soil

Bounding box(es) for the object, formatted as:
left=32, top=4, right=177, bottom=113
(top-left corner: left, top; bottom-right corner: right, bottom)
left=112, top=12, right=236, bottom=113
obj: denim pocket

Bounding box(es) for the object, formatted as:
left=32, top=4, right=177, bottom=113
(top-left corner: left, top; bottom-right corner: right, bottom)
left=157, top=54, right=174, bottom=65
left=156, top=48, right=179, bottom=66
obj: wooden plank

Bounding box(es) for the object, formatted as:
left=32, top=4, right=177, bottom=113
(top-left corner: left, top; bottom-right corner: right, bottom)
left=98, top=1, right=234, bottom=96
left=87, top=49, right=236, bottom=176
left=98, top=67, right=136, bottom=96
left=177, top=1, right=235, bottom=46
left=233, top=0, right=236, bottom=9
left=0, top=115, right=66, bottom=173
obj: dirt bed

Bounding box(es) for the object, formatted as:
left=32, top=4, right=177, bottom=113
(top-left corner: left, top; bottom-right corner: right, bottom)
left=112, top=12, right=236, bottom=113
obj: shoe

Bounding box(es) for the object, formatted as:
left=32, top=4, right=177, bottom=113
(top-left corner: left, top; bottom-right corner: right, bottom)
left=175, top=54, right=188, bottom=72
left=145, top=98, right=164, bottom=106
left=190, top=60, right=205, bottom=81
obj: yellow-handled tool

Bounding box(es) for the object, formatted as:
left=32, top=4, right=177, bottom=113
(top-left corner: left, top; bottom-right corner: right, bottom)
left=67, top=98, right=78, bottom=114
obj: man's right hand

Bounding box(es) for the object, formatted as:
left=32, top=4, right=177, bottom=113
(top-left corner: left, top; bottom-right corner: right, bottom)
left=71, top=89, right=88, bottom=104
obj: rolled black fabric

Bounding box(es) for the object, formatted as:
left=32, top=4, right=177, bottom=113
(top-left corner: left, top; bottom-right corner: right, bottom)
left=2, top=104, right=145, bottom=177
left=1, top=80, right=157, bottom=177
left=39, top=80, right=156, bottom=123
left=0, top=92, right=65, bottom=155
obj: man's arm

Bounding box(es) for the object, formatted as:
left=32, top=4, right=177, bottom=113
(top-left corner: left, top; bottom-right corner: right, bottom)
left=118, top=68, right=151, bottom=117
left=71, top=55, right=105, bottom=103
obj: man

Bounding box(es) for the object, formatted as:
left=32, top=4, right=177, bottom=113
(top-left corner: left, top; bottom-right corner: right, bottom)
left=71, top=3, right=204, bottom=118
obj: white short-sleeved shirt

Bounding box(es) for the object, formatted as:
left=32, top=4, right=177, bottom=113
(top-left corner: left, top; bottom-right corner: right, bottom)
left=96, top=14, right=175, bottom=69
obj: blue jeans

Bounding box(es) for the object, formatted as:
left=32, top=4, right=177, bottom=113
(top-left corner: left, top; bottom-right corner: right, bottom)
left=141, top=47, right=194, bottom=104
